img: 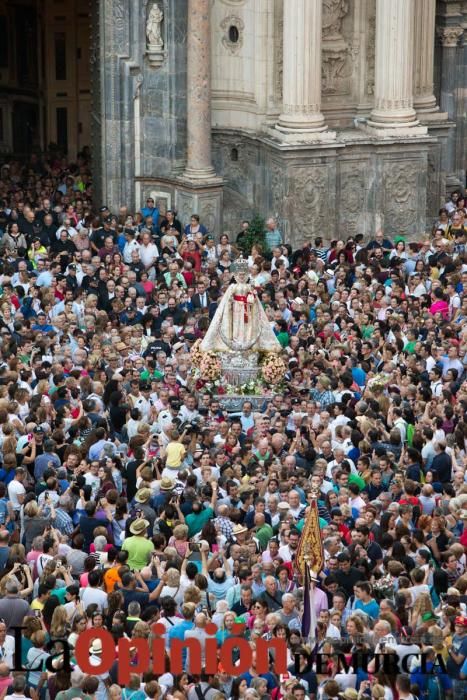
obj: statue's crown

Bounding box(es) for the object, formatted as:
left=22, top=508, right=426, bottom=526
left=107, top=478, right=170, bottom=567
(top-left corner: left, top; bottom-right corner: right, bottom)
left=231, top=256, right=249, bottom=275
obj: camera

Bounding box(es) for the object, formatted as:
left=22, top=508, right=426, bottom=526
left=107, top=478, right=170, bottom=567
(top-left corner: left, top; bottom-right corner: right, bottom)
left=189, top=543, right=200, bottom=552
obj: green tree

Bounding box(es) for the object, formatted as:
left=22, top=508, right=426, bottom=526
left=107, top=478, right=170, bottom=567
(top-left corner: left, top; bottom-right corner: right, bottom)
left=237, top=213, right=265, bottom=254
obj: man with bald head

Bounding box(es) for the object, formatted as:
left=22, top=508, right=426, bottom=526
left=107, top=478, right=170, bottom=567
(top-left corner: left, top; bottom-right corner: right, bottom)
left=254, top=512, right=273, bottom=551
left=259, top=575, right=283, bottom=611
left=185, top=612, right=217, bottom=669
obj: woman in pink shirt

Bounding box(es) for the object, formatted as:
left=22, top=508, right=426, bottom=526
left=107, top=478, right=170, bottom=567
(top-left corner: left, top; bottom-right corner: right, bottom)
left=429, top=288, right=449, bottom=319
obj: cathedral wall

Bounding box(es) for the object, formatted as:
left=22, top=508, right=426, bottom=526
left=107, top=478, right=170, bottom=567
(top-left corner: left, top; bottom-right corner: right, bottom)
left=213, top=130, right=431, bottom=247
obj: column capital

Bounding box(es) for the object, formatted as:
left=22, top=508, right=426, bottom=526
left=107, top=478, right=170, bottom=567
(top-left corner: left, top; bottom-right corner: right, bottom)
left=436, top=25, right=464, bottom=46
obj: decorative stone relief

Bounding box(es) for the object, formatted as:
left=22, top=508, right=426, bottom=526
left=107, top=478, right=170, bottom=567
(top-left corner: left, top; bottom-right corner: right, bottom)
left=322, top=46, right=353, bottom=95
left=436, top=26, right=463, bottom=47
left=290, top=167, right=328, bottom=237
left=146, top=2, right=165, bottom=67
left=220, top=15, right=244, bottom=54
left=275, top=15, right=283, bottom=102
left=366, top=12, right=376, bottom=96
left=384, top=162, right=419, bottom=234
left=322, top=0, right=351, bottom=95
left=200, top=201, right=217, bottom=233
left=270, top=162, right=286, bottom=218
left=322, top=0, right=349, bottom=41
left=339, top=164, right=366, bottom=234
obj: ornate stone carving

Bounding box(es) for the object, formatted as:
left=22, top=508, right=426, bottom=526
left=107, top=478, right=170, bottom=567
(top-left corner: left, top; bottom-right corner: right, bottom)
left=321, top=0, right=351, bottom=95
left=270, top=162, right=286, bottom=217
left=146, top=2, right=165, bottom=67
left=322, top=45, right=352, bottom=95
left=436, top=26, right=463, bottom=47
left=200, top=201, right=217, bottom=233
left=384, top=162, right=419, bottom=234
left=339, top=165, right=366, bottom=235
left=322, top=0, right=349, bottom=41
left=289, top=167, right=328, bottom=237
left=275, top=16, right=283, bottom=102
left=366, top=12, right=376, bottom=96
left=220, top=15, right=244, bottom=54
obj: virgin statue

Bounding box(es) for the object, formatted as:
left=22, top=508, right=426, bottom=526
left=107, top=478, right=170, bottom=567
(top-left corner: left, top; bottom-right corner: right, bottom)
left=200, top=256, right=281, bottom=353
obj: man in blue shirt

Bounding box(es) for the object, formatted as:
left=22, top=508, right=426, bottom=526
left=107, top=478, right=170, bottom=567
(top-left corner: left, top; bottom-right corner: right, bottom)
left=34, top=439, right=61, bottom=481
left=353, top=581, right=380, bottom=619
left=31, top=312, right=55, bottom=332
left=140, top=197, right=159, bottom=227
left=168, top=602, right=196, bottom=667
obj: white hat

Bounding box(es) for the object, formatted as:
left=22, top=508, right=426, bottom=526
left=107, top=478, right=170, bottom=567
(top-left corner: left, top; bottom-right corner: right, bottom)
left=89, top=639, right=103, bottom=655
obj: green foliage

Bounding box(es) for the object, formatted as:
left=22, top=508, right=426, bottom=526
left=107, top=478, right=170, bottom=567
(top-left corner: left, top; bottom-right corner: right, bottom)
left=237, top=213, right=266, bottom=254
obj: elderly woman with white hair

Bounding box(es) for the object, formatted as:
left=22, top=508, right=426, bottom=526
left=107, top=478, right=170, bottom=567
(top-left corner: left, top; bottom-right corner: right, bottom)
left=160, top=567, right=184, bottom=605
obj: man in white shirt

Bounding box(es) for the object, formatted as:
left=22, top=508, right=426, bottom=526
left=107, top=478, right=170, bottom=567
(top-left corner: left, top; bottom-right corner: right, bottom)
left=56, top=218, right=77, bottom=239
left=429, top=367, right=443, bottom=397
left=278, top=527, right=300, bottom=562
left=80, top=570, right=108, bottom=612
left=0, top=619, right=15, bottom=668
left=139, top=231, right=159, bottom=270
left=441, top=346, right=464, bottom=378
left=7, top=469, right=26, bottom=514
left=123, top=229, right=141, bottom=263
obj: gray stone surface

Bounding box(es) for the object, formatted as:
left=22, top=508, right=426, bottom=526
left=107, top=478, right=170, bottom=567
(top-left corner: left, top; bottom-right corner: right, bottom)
left=213, top=130, right=432, bottom=245
left=91, top=0, right=188, bottom=212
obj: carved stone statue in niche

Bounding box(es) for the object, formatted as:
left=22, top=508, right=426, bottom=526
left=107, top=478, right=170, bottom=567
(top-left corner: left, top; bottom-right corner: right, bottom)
left=146, top=3, right=164, bottom=67
left=147, top=3, right=163, bottom=48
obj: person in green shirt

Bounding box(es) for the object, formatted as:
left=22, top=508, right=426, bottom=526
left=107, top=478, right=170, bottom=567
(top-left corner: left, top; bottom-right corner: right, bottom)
left=121, top=518, right=154, bottom=570
left=140, top=365, right=164, bottom=382
left=403, top=328, right=417, bottom=354
left=186, top=484, right=218, bottom=538
left=254, top=513, right=274, bottom=550
left=275, top=319, right=290, bottom=348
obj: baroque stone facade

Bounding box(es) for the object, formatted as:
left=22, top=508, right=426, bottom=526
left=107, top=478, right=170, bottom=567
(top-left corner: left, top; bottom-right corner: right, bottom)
left=89, top=0, right=467, bottom=244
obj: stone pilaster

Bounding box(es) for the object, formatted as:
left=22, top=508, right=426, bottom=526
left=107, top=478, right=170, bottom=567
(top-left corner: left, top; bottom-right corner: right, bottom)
left=183, top=0, right=216, bottom=180
left=275, top=0, right=334, bottom=141
left=366, top=0, right=427, bottom=136
left=414, top=0, right=447, bottom=120
left=436, top=22, right=465, bottom=189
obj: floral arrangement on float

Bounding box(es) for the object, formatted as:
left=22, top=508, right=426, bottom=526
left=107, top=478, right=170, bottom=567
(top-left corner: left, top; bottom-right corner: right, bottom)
left=261, top=353, right=287, bottom=385
left=190, top=343, right=286, bottom=395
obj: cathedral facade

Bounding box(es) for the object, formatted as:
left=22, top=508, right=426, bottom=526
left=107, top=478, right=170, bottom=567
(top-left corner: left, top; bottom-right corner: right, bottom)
left=12, top=0, right=463, bottom=246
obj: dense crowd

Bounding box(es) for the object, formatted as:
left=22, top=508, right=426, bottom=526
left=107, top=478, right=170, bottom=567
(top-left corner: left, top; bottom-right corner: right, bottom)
left=0, top=155, right=465, bottom=700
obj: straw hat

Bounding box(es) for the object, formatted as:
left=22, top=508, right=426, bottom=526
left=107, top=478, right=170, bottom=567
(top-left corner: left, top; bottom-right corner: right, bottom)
left=135, top=488, right=151, bottom=503
left=129, top=518, right=150, bottom=535
left=160, top=477, right=175, bottom=491
left=232, top=524, right=248, bottom=536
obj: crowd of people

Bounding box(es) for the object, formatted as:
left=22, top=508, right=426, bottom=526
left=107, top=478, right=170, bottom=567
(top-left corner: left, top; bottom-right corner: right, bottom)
left=0, top=154, right=465, bottom=700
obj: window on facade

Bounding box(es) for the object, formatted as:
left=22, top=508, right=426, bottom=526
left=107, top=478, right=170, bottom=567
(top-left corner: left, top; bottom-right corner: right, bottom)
left=56, top=107, right=68, bottom=151
left=55, top=32, right=67, bottom=80
left=231, top=148, right=238, bottom=161
left=228, top=26, right=239, bottom=43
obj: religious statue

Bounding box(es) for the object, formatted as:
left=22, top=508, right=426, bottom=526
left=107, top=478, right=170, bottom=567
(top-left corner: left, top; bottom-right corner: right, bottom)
left=146, top=3, right=164, bottom=50
left=200, top=256, right=281, bottom=353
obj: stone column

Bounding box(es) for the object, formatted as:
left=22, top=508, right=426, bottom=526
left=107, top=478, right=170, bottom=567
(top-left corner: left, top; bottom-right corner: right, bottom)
left=183, top=0, right=216, bottom=180
left=437, top=24, right=464, bottom=189
left=413, top=0, right=438, bottom=116
left=276, top=0, right=328, bottom=134
left=367, top=0, right=425, bottom=134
